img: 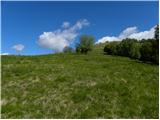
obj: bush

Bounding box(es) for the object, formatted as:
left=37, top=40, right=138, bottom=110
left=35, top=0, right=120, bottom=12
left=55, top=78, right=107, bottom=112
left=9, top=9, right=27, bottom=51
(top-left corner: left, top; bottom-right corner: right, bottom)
left=104, top=39, right=141, bottom=59
left=152, top=40, right=159, bottom=64
left=104, top=41, right=119, bottom=55
left=75, top=44, right=81, bottom=53
left=117, top=38, right=138, bottom=57
left=140, top=39, right=159, bottom=64
left=140, top=40, right=154, bottom=62
left=103, top=25, right=159, bottom=64
left=154, top=24, right=159, bottom=41
left=63, top=46, right=73, bottom=53
left=76, top=35, right=95, bottom=54
left=129, top=43, right=141, bottom=59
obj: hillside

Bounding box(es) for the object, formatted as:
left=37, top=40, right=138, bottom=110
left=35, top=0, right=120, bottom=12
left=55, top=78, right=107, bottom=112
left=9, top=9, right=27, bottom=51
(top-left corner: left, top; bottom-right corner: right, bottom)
left=1, top=44, right=159, bottom=118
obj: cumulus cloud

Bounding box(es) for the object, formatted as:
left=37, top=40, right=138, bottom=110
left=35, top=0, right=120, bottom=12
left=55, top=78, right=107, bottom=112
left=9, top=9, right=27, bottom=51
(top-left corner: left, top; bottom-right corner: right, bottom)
left=119, top=26, right=138, bottom=39
left=128, top=27, right=155, bottom=40
left=62, top=22, right=70, bottom=28
left=38, top=19, right=89, bottom=52
left=96, top=36, right=120, bottom=44
left=12, top=44, right=25, bottom=51
left=1, top=53, right=9, bottom=55
left=96, top=26, right=155, bottom=44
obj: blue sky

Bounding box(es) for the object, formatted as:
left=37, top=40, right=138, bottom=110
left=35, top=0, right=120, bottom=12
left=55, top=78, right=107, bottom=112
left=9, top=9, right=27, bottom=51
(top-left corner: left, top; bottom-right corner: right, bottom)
left=2, top=1, right=158, bottom=55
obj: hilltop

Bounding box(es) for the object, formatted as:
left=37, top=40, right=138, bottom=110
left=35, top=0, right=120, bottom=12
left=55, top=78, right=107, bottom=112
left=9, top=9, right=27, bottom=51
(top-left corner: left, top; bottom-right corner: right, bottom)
left=1, top=43, right=158, bottom=118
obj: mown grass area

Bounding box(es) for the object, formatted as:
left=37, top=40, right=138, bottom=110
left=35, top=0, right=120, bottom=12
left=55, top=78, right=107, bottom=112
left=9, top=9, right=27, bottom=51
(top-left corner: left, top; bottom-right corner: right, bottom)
left=1, top=46, right=159, bottom=118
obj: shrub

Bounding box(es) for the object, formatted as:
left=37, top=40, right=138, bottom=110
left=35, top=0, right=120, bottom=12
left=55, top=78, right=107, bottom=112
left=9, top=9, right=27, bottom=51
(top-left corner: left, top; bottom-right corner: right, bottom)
left=140, top=40, right=153, bottom=62
left=129, top=43, right=141, bottom=59
left=75, top=44, right=81, bottom=53
left=102, top=24, right=159, bottom=64
left=117, top=38, right=138, bottom=57
left=154, top=24, right=159, bottom=41
left=76, top=35, right=95, bottom=54
left=104, top=41, right=119, bottom=55
left=153, top=25, right=159, bottom=64
left=151, top=40, right=159, bottom=64
left=63, top=46, right=73, bottom=53
left=104, top=39, right=141, bottom=59
left=139, top=39, right=158, bottom=64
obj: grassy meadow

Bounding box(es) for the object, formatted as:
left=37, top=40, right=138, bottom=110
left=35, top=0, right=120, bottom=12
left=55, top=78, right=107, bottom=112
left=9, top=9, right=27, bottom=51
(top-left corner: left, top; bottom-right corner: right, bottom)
left=1, top=44, right=159, bottom=118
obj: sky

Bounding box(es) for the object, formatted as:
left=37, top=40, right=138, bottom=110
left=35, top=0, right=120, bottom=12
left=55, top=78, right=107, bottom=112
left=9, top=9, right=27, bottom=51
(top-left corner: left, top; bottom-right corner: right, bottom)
left=1, top=1, right=159, bottom=55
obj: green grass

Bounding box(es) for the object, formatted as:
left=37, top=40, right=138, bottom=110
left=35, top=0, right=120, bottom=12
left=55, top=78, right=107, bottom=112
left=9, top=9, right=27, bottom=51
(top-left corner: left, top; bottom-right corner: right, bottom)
left=1, top=45, right=159, bottom=118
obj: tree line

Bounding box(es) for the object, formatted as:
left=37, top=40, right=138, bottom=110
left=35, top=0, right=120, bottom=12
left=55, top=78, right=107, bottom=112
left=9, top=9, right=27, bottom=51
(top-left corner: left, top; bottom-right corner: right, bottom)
left=104, top=25, right=159, bottom=64
left=63, top=25, right=159, bottom=64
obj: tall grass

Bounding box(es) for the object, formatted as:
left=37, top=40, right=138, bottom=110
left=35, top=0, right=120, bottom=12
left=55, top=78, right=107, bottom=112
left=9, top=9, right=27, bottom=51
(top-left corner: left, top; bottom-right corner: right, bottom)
left=1, top=48, right=159, bottom=118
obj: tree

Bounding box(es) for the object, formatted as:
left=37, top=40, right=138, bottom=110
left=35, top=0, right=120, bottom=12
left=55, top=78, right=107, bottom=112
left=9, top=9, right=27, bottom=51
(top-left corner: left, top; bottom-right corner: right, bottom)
left=104, top=41, right=119, bottom=55
left=63, top=46, right=73, bottom=53
left=104, top=39, right=141, bottom=59
left=152, top=25, right=159, bottom=64
left=152, top=40, right=159, bottom=64
left=129, top=43, right=141, bottom=59
left=140, top=39, right=158, bottom=64
left=117, top=38, right=138, bottom=57
left=75, top=44, right=81, bottom=53
left=154, top=24, right=159, bottom=41
left=140, top=40, right=153, bottom=62
left=76, top=35, right=94, bottom=54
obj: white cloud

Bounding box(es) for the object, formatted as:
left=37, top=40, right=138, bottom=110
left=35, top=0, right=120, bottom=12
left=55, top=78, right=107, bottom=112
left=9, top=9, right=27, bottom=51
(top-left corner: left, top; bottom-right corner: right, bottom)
left=96, top=26, right=155, bottom=44
left=12, top=44, right=25, bottom=51
left=119, top=26, right=138, bottom=39
left=62, top=22, right=70, bottom=28
left=96, top=36, right=120, bottom=43
left=71, top=19, right=90, bottom=30
left=38, top=19, right=89, bottom=52
left=128, top=27, right=155, bottom=40
left=1, top=53, right=9, bottom=55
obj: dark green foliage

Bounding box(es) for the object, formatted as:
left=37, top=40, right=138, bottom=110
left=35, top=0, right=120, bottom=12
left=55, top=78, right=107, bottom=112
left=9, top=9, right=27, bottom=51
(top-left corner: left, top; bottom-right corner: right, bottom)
left=154, top=24, right=159, bottom=41
left=75, top=44, right=81, bottom=53
left=103, top=41, right=119, bottom=55
left=104, top=39, right=141, bottom=59
left=117, top=38, right=138, bottom=57
left=63, top=46, right=73, bottom=53
left=152, top=40, right=159, bottom=64
left=140, top=39, right=159, bottom=64
left=153, top=25, right=159, bottom=64
left=140, top=40, right=153, bottom=61
left=104, top=37, right=159, bottom=64
left=138, top=26, right=159, bottom=64
left=76, top=35, right=94, bottom=54
left=140, top=39, right=147, bottom=43
left=129, top=43, right=141, bottom=59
